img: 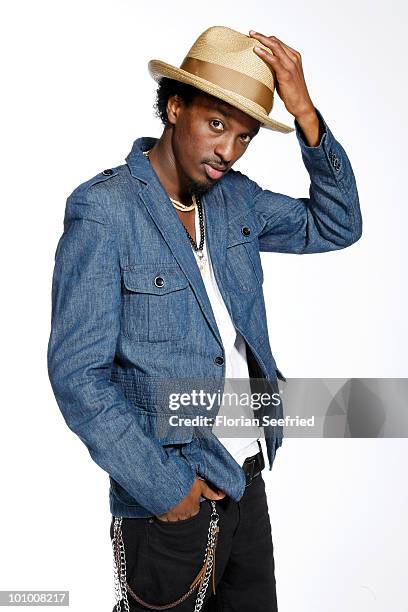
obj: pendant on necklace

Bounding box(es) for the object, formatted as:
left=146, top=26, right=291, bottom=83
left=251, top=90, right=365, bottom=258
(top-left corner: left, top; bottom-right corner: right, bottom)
left=196, top=249, right=207, bottom=276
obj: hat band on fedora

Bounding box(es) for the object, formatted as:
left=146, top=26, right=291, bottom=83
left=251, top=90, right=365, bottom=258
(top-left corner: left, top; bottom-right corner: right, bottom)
left=179, top=57, right=273, bottom=113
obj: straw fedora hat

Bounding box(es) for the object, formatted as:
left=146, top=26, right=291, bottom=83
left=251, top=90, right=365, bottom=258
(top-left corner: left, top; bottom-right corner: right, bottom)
left=148, top=25, right=294, bottom=134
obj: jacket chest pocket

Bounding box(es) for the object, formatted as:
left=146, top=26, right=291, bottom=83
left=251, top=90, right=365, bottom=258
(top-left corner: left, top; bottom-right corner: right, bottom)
left=226, top=214, right=264, bottom=291
left=121, top=264, right=190, bottom=342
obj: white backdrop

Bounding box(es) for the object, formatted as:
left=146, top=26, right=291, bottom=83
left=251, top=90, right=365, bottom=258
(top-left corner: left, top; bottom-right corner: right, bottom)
left=1, top=0, right=407, bottom=610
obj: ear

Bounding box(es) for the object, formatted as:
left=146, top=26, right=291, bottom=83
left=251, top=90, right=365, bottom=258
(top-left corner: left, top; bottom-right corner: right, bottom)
left=166, top=94, right=184, bottom=126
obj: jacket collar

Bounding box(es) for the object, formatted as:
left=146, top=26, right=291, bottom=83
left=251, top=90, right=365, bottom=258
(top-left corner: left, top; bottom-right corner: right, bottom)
left=125, top=136, right=160, bottom=184
left=125, top=136, right=232, bottom=349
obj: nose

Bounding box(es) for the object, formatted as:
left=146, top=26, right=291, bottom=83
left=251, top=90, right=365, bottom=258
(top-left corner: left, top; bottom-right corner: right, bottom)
left=214, top=137, right=236, bottom=166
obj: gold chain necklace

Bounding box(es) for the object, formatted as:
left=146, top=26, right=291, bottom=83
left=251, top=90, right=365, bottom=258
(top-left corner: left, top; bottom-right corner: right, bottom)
left=143, top=149, right=196, bottom=212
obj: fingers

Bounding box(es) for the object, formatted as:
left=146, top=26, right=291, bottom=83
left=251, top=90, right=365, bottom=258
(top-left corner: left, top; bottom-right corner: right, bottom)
left=157, top=507, right=201, bottom=522
left=249, top=30, right=300, bottom=59
left=269, top=36, right=301, bottom=62
left=249, top=31, right=302, bottom=71
left=156, top=485, right=225, bottom=521
left=201, top=482, right=226, bottom=500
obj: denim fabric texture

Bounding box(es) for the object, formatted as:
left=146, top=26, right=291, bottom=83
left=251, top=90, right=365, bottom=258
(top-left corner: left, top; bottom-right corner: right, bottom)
left=47, top=107, right=362, bottom=518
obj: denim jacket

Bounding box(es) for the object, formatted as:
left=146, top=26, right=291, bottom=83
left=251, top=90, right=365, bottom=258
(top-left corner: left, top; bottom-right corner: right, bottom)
left=47, top=107, right=362, bottom=518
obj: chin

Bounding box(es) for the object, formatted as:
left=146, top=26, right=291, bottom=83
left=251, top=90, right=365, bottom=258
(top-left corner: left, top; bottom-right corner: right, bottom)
left=187, top=177, right=213, bottom=197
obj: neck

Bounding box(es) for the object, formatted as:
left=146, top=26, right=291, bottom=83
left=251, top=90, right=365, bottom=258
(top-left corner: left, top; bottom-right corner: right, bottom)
left=146, top=128, right=192, bottom=204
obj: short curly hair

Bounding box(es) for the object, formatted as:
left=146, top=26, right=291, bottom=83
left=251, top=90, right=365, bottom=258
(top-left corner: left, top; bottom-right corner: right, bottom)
left=154, top=77, right=203, bottom=125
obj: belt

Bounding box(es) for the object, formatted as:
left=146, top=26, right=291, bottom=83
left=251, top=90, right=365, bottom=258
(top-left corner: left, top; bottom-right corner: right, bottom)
left=242, top=441, right=265, bottom=487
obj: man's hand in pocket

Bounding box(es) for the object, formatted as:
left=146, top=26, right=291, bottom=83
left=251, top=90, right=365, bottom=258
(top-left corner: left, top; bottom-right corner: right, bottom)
left=156, top=477, right=225, bottom=522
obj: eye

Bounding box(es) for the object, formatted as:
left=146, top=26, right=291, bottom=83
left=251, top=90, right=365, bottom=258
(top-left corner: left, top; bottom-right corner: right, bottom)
left=210, top=119, right=224, bottom=131
left=240, top=134, right=252, bottom=145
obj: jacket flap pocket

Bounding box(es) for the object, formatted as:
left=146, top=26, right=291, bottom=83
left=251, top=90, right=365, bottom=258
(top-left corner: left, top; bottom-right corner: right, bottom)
left=227, top=211, right=261, bottom=248
left=133, top=410, right=194, bottom=444
left=122, top=264, right=189, bottom=295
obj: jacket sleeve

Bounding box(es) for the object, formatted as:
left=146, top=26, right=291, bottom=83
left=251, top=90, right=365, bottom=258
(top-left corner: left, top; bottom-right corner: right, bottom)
left=246, top=107, right=362, bottom=254
left=47, top=192, right=197, bottom=516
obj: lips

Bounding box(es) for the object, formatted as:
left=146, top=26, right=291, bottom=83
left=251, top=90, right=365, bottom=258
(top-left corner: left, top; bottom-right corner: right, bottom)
left=204, top=163, right=226, bottom=180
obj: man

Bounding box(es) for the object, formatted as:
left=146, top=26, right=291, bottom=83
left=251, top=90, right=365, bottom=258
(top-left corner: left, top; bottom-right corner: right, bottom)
left=47, top=25, right=362, bottom=612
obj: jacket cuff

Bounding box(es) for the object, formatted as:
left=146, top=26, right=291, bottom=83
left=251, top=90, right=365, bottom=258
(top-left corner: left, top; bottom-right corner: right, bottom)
left=151, top=456, right=198, bottom=515
left=294, top=106, right=327, bottom=153
left=294, top=106, right=348, bottom=184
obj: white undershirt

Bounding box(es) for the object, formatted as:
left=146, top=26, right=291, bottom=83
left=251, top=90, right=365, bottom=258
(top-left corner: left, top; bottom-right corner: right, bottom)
left=192, top=203, right=261, bottom=467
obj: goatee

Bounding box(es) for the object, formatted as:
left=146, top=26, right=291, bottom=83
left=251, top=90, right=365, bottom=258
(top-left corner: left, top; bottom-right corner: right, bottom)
left=186, top=178, right=213, bottom=198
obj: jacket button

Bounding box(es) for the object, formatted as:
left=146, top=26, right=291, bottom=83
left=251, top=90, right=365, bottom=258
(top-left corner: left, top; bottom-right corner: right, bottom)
left=154, top=276, right=165, bottom=287
left=328, top=151, right=341, bottom=172
left=102, top=168, right=113, bottom=176
left=214, top=356, right=224, bottom=366
left=241, top=226, right=251, bottom=236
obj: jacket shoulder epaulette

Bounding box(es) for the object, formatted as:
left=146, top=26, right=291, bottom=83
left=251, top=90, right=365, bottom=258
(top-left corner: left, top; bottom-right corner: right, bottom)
left=69, top=167, right=120, bottom=202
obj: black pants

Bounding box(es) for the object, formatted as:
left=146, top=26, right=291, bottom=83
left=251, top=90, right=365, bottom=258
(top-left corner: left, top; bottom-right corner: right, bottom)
left=110, top=472, right=278, bottom=611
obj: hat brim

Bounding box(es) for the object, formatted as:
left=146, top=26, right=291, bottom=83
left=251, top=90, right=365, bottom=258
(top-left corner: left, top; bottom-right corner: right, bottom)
left=148, top=59, right=294, bottom=134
